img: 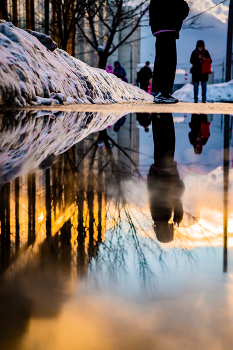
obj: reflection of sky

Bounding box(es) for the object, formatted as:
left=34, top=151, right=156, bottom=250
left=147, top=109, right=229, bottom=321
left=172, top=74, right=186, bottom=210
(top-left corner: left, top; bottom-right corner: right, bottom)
left=138, top=114, right=232, bottom=176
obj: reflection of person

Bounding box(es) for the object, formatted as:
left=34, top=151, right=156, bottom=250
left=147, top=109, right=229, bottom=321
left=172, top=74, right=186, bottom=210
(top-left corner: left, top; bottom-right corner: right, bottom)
left=114, top=61, right=128, bottom=82
left=147, top=113, right=185, bottom=243
left=190, top=40, right=212, bottom=103
left=149, top=0, right=189, bottom=103
left=136, top=113, right=151, bottom=133
left=138, top=61, right=153, bottom=92
left=113, top=116, right=126, bottom=133
left=189, top=114, right=211, bottom=154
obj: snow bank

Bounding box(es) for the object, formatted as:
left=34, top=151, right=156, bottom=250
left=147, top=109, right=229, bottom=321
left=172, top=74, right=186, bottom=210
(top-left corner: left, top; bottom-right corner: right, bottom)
left=0, top=21, right=153, bottom=106
left=0, top=109, right=125, bottom=182
left=173, top=81, right=233, bottom=102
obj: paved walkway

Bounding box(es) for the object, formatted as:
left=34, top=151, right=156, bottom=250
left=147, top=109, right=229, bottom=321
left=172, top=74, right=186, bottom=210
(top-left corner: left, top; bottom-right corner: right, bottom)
left=3, top=102, right=233, bottom=114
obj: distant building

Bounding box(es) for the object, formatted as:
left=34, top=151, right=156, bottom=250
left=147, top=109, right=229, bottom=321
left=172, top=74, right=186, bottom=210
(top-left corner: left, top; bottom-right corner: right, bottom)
left=1, top=0, right=140, bottom=74
left=107, top=26, right=141, bottom=84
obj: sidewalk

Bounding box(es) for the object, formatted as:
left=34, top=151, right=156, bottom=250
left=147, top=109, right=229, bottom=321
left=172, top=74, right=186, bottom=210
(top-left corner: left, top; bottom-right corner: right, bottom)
left=3, top=102, right=232, bottom=114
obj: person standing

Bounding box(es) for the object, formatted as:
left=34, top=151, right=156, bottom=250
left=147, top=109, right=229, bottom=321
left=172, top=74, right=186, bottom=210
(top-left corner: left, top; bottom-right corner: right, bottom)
left=149, top=0, right=190, bottom=104
left=138, top=61, right=153, bottom=92
left=190, top=40, right=212, bottom=103
left=114, top=61, right=128, bottom=83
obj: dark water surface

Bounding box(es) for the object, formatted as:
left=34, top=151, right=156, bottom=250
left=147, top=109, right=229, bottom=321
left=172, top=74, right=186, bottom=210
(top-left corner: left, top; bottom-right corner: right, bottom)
left=0, top=110, right=233, bottom=350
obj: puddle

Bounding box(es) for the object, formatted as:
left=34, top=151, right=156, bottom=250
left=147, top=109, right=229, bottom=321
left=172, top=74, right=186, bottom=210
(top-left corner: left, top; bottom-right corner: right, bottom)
left=0, top=110, right=233, bottom=349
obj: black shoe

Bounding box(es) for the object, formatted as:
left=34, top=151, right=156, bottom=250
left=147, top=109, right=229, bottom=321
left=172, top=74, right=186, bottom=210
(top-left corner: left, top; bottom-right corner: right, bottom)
left=202, top=100, right=206, bottom=103
left=194, top=100, right=198, bottom=103
left=169, top=94, right=179, bottom=103
left=154, top=93, right=178, bottom=104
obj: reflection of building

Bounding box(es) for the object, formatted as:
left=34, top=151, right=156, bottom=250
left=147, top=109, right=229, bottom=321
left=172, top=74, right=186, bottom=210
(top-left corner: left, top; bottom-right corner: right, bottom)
left=108, top=114, right=139, bottom=176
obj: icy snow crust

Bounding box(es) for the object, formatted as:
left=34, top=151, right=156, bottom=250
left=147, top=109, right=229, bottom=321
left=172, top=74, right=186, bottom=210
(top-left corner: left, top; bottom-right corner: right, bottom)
left=173, top=81, right=233, bottom=103
left=0, top=21, right=153, bottom=106
left=0, top=109, right=126, bottom=182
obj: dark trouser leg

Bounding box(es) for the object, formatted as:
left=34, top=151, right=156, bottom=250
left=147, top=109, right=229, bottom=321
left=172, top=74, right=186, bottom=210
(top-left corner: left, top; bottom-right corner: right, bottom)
left=152, top=113, right=175, bottom=166
left=152, top=33, right=177, bottom=96
left=201, top=81, right=207, bottom=101
left=141, top=83, right=149, bottom=92
left=194, top=82, right=199, bottom=101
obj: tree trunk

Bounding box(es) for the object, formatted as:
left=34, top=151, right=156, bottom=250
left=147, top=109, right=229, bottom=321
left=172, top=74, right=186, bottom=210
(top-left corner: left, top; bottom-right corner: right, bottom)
left=12, top=0, right=18, bottom=26
left=0, top=0, right=9, bottom=21
left=98, top=52, right=108, bottom=69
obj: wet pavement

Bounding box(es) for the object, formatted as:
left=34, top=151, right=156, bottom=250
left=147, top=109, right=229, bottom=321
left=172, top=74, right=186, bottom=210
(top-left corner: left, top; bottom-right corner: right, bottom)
left=0, top=110, right=233, bottom=350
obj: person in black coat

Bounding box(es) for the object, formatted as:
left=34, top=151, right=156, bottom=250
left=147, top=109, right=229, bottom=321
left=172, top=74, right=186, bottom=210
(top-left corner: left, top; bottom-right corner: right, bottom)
left=147, top=113, right=185, bottom=243
left=149, top=0, right=189, bottom=104
left=190, top=40, right=212, bottom=103
left=138, top=61, right=153, bottom=92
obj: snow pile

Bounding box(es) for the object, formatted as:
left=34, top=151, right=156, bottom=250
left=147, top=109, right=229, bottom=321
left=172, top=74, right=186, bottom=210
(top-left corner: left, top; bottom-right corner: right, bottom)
left=0, top=21, right=153, bottom=106
left=0, top=109, right=125, bottom=182
left=173, top=81, right=233, bottom=102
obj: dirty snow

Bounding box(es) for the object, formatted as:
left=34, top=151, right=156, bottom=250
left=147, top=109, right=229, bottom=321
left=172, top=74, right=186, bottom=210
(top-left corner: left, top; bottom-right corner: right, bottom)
left=0, top=21, right=153, bottom=107
left=0, top=109, right=125, bottom=182
left=173, top=81, right=233, bottom=103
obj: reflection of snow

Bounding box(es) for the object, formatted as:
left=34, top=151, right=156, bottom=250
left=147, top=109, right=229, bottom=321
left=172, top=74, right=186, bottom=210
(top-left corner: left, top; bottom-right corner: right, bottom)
left=173, top=81, right=233, bottom=102
left=0, top=21, right=152, bottom=106
left=0, top=110, right=125, bottom=182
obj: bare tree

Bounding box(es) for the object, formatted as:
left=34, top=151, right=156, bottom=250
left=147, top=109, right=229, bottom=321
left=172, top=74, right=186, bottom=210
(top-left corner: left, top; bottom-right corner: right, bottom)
left=49, top=0, right=86, bottom=52
left=76, top=0, right=149, bottom=69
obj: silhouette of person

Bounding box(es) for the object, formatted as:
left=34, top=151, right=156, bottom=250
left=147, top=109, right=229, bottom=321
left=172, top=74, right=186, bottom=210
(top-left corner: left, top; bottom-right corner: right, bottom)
left=189, top=114, right=211, bottom=154
left=147, top=113, right=185, bottom=243
left=136, top=113, right=152, bottom=133
left=113, top=116, right=126, bottom=133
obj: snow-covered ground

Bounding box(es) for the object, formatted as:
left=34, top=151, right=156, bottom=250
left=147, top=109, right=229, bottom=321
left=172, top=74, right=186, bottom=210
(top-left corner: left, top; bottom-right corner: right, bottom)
left=173, top=81, right=233, bottom=102
left=0, top=110, right=125, bottom=182
left=0, top=21, right=153, bottom=107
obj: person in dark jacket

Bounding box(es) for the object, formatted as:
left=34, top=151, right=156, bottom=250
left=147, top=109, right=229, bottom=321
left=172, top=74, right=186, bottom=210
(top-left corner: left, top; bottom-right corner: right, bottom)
left=149, top=0, right=190, bottom=104
left=147, top=113, right=185, bottom=243
left=189, top=114, right=211, bottom=154
left=114, top=61, right=128, bottom=82
left=190, top=40, right=212, bottom=103
left=138, top=61, right=153, bottom=92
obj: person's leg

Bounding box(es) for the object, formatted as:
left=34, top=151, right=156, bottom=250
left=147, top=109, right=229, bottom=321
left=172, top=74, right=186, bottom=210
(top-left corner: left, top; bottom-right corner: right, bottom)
left=201, top=81, right=207, bottom=102
left=153, top=33, right=177, bottom=96
left=193, top=82, right=199, bottom=102
left=166, top=36, right=177, bottom=94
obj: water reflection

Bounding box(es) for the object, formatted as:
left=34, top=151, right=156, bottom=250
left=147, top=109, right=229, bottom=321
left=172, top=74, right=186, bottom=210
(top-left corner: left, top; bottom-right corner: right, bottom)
left=224, top=115, right=230, bottom=272
left=148, top=113, right=185, bottom=243
left=0, top=110, right=233, bottom=349
left=0, top=111, right=232, bottom=280
left=188, top=114, right=211, bottom=154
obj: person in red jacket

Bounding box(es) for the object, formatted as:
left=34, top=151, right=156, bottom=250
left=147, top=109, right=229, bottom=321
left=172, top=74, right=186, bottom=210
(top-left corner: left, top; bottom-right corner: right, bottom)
left=149, top=0, right=190, bottom=104
left=190, top=40, right=212, bottom=103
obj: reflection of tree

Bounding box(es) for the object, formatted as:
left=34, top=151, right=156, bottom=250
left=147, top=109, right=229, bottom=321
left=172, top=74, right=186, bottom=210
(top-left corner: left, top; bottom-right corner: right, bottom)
left=0, top=183, right=10, bottom=274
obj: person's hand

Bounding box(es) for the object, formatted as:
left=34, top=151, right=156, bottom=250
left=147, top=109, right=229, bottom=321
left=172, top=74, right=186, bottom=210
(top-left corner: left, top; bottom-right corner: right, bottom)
left=202, top=57, right=206, bottom=61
